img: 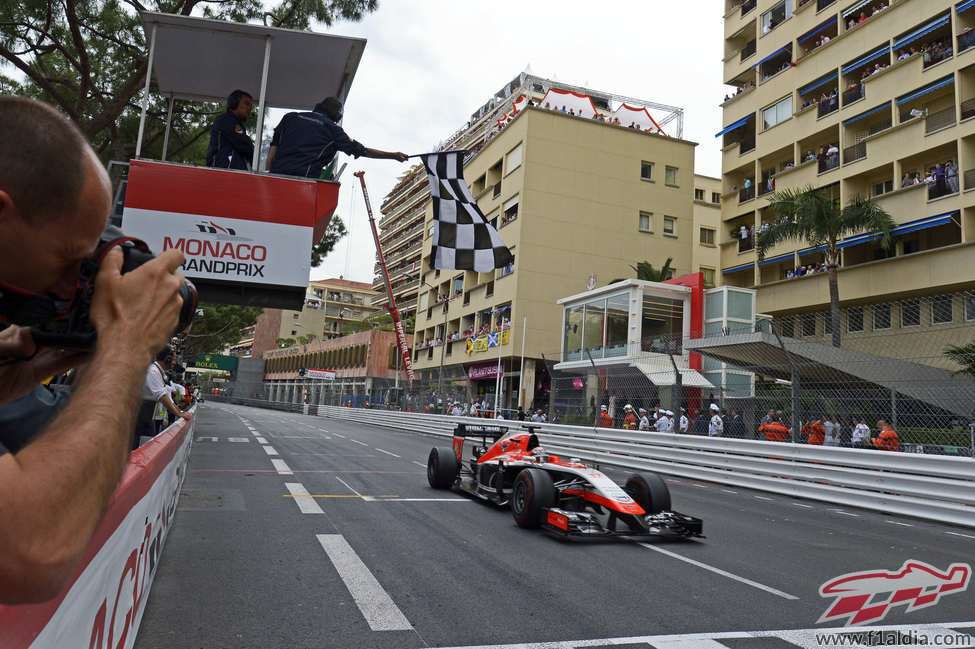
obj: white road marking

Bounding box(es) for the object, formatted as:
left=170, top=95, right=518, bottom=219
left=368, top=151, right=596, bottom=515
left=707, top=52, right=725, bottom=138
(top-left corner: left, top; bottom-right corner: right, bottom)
left=336, top=476, right=374, bottom=502
left=886, top=520, right=913, bottom=527
left=227, top=437, right=250, bottom=443
left=638, top=543, right=799, bottom=600
left=375, top=448, right=401, bottom=458
left=262, top=445, right=279, bottom=456
left=946, top=531, right=975, bottom=540
left=318, top=428, right=329, bottom=432
left=831, top=509, right=859, bottom=517
left=652, top=640, right=729, bottom=648
left=255, top=437, right=268, bottom=444
left=277, top=435, right=321, bottom=439
left=315, top=534, right=413, bottom=631
left=378, top=498, right=470, bottom=503
left=196, top=436, right=218, bottom=442
left=720, top=489, right=738, bottom=494
left=334, top=433, right=346, bottom=438
left=285, top=483, right=324, bottom=514
left=792, top=503, right=814, bottom=509
left=692, top=483, right=709, bottom=488
left=271, top=459, right=292, bottom=475
left=350, top=439, right=369, bottom=446
left=412, top=461, right=427, bottom=468
left=753, top=495, right=774, bottom=501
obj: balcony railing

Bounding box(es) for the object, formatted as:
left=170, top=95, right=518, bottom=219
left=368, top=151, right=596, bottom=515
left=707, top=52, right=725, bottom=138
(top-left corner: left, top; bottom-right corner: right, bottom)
left=817, top=0, right=836, bottom=10
left=965, top=169, right=975, bottom=191
left=739, top=185, right=755, bottom=202
left=738, top=237, right=755, bottom=253
left=843, top=85, right=863, bottom=105
left=961, top=98, right=975, bottom=121
left=740, top=139, right=756, bottom=154
left=741, top=0, right=756, bottom=16
left=843, top=142, right=866, bottom=164
left=740, top=40, right=756, bottom=61
left=819, top=152, right=840, bottom=173
left=928, top=180, right=957, bottom=201
left=925, top=107, right=956, bottom=134
left=960, top=30, right=975, bottom=54
left=817, top=96, right=839, bottom=117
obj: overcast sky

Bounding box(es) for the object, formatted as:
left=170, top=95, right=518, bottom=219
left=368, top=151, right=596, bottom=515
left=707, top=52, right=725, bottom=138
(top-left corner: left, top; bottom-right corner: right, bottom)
left=300, top=0, right=727, bottom=286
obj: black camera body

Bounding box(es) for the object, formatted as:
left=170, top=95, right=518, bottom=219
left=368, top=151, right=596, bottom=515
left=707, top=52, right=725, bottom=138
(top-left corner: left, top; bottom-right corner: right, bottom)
left=1, top=226, right=197, bottom=350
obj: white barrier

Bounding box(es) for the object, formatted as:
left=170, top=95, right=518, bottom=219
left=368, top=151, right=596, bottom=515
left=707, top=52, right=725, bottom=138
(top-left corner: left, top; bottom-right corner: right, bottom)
left=0, top=413, right=195, bottom=648
left=304, top=405, right=975, bottom=529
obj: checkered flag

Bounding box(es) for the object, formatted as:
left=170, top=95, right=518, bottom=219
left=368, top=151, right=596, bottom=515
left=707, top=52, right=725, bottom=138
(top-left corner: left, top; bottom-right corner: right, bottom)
left=421, top=151, right=514, bottom=272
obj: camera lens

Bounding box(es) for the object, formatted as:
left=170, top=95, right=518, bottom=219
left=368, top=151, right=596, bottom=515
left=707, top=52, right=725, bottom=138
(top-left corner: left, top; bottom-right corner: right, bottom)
left=176, top=279, right=198, bottom=334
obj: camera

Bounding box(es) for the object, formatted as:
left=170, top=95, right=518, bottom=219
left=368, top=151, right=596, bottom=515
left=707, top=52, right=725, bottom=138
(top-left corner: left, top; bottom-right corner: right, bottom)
left=4, top=225, right=197, bottom=350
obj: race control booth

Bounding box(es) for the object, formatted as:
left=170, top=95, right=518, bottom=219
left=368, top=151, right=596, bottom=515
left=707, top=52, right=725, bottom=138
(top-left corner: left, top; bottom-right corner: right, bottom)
left=119, top=12, right=367, bottom=309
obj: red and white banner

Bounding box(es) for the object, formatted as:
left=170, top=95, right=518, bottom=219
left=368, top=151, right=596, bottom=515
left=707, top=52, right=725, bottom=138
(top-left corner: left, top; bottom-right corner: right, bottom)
left=306, top=368, right=337, bottom=380
left=0, top=415, right=195, bottom=648
left=611, top=103, right=664, bottom=133
left=539, top=88, right=598, bottom=119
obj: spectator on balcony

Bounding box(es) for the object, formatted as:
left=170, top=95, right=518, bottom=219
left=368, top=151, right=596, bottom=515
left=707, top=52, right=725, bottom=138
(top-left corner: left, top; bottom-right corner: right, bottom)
left=873, top=419, right=900, bottom=451
left=857, top=10, right=867, bottom=24
left=933, top=163, right=948, bottom=196
left=743, top=177, right=753, bottom=194
left=946, top=160, right=959, bottom=194
left=901, top=172, right=913, bottom=188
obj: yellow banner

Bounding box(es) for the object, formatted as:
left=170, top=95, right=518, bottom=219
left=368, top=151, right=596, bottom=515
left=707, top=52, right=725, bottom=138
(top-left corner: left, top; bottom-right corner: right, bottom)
left=465, top=329, right=510, bottom=355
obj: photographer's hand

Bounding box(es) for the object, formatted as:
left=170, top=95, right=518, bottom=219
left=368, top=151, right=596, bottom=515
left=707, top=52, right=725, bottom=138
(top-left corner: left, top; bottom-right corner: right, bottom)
left=0, top=326, right=87, bottom=405
left=89, top=247, right=185, bottom=365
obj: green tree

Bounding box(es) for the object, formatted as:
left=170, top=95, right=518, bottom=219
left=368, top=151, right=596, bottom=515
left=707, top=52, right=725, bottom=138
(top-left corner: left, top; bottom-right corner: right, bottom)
left=341, top=310, right=414, bottom=335
left=311, top=215, right=348, bottom=268
left=276, top=337, right=297, bottom=348
left=758, top=186, right=895, bottom=348
left=0, top=0, right=379, bottom=158
left=944, top=342, right=975, bottom=379
left=181, top=302, right=260, bottom=358
left=610, top=258, right=673, bottom=285
left=296, top=333, right=317, bottom=345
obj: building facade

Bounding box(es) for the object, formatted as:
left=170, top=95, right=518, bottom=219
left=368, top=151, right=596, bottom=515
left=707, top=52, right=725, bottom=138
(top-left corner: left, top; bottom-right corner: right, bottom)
left=249, top=277, right=380, bottom=358
left=407, top=95, right=718, bottom=412
left=262, top=329, right=402, bottom=405
left=719, top=0, right=975, bottom=367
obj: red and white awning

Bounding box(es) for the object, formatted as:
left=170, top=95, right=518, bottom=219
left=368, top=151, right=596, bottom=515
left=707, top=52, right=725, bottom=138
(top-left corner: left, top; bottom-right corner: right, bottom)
left=539, top=87, right=598, bottom=119
left=612, top=103, right=664, bottom=133
left=497, top=94, right=529, bottom=127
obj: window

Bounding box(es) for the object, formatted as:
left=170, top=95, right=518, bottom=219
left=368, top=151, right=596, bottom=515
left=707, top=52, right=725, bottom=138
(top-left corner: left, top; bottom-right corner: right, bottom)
left=292, top=313, right=300, bottom=320
left=700, top=227, right=716, bottom=245
left=779, top=318, right=795, bottom=337
left=966, top=294, right=975, bottom=321
left=663, top=216, right=677, bottom=237
left=641, top=160, right=654, bottom=181
left=872, top=303, right=891, bottom=330
left=427, top=224, right=435, bottom=239
left=485, top=281, right=494, bottom=297
left=761, top=96, right=793, bottom=130
left=872, top=180, right=893, bottom=197
left=694, top=188, right=705, bottom=201
left=848, top=306, right=864, bottom=332
left=639, top=211, right=653, bottom=233
left=901, top=300, right=920, bottom=328
left=505, top=142, right=523, bottom=174
left=665, top=166, right=679, bottom=187
left=932, top=295, right=953, bottom=324
left=701, top=267, right=716, bottom=288
left=761, top=0, right=792, bottom=34
left=502, top=196, right=519, bottom=226
left=605, top=294, right=629, bottom=358
left=823, top=312, right=832, bottom=335
left=801, top=313, right=816, bottom=337
left=712, top=192, right=721, bottom=204
left=291, top=330, right=297, bottom=336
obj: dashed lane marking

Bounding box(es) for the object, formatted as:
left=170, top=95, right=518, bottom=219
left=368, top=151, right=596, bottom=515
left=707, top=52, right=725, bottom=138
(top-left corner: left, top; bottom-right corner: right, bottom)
left=886, top=520, right=913, bottom=527
left=271, top=459, right=292, bottom=475
left=412, top=461, right=426, bottom=468
left=262, top=445, right=279, bottom=456
left=946, top=531, right=975, bottom=540
left=792, top=503, right=814, bottom=509
left=375, top=448, right=401, bottom=458
left=753, top=495, right=774, bottom=501
left=315, top=534, right=413, bottom=632
left=196, top=436, right=218, bottom=442
left=350, top=439, right=369, bottom=447
left=284, top=483, right=324, bottom=514
left=720, top=489, right=738, bottom=494
left=638, top=543, right=799, bottom=601
left=334, top=433, right=346, bottom=438
left=830, top=509, right=860, bottom=517
left=255, top=437, right=268, bottom=444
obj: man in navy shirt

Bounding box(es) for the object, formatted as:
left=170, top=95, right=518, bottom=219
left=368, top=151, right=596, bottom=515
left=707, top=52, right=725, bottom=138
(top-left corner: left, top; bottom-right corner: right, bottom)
left=267, top=97, right=408, bottom=178
left=206, top=89, right=255, bottom=170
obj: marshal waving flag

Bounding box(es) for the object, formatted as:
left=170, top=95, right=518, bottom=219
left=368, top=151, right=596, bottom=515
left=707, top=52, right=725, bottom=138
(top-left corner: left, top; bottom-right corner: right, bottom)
left=421, top=151, right=514, bottom=272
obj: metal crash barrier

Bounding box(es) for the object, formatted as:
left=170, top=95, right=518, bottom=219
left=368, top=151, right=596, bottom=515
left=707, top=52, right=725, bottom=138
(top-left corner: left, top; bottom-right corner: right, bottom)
left=213, top=398, right=975, bottom=529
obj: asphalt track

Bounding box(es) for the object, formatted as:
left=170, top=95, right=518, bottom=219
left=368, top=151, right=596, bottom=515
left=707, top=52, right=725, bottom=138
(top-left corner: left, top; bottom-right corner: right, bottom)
left=135, top=403, right=975, bottom=649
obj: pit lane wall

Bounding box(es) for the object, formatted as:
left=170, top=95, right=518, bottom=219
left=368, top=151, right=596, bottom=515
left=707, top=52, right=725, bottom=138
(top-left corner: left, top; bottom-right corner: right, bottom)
left=211, top=398, right=975, bottom=529
left=0, top=412, right=195, bottom=648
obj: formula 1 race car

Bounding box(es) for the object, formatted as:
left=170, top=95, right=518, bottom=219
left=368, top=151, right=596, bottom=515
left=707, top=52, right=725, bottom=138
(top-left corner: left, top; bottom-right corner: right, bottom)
left=427, top=424, right=703, bottom=540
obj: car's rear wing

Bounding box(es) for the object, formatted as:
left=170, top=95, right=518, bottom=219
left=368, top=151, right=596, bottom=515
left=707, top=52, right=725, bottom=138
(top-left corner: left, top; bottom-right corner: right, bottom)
left=453, top=424, right=509, bottom=442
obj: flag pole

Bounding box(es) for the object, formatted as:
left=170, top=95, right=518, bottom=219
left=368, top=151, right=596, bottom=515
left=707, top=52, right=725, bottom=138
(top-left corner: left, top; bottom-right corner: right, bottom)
left=354, top=171, right=415, bottom=385
left=518, top=316, right=527, bottom=409
left=494, top=314, right=504, bottom=416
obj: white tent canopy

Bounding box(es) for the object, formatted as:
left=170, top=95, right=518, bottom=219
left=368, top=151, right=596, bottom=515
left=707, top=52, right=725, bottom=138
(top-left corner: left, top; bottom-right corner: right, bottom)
left=612, top=103, right=663, bottom=133
left=539, top=88, right=597, bottom=119
left=141, top=12, right=366, bottom=109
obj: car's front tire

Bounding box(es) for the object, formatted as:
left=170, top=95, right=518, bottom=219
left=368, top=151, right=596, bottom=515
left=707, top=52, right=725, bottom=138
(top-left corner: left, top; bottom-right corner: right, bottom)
left=427, top=447, right=458, bottom=489
left=511, top=468, right=556, bottom=528
left=624, top=472, right=671, bottom=514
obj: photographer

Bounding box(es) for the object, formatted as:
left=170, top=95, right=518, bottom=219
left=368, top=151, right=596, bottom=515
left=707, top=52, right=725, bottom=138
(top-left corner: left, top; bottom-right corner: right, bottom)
left=0, top=97, right=187, bottom=603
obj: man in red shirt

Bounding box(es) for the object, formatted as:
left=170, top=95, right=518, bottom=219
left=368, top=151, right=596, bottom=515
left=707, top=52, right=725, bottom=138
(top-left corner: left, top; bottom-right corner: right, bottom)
left=597, top=405, right=614, bottom=428
left=873, top=419, right=900, bottom=451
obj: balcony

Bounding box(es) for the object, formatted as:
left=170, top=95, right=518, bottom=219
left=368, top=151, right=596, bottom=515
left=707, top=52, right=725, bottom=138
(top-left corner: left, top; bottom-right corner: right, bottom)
left=960, top=29, right=975, bottom=54
left=817, top=0, right=836, bottom=10
left=740, top=40, right=757, bottom=62
left=819, top=151, right=840, bottom=173
left=739, top=185, right=755, bottom=203
left=962, top=98, right=975, bottom=121
left=843, top=141, right=866, bottom=164
left=817, top=95, right=839, bottom=117
left=965, top=168, right=975, bottom=190
left=843, top=85, right=864, bottom=106
left=925, top=106, right=956, bottom=134
left=741, top=0, right=756, bottom=16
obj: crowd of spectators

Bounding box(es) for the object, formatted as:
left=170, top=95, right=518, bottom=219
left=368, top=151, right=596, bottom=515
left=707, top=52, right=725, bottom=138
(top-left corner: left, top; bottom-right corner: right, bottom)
left=758, top=411, right=899, bottom=450
left=786, top=263, right=829, bottom=280
left=844, top=1, right=889, bottom=31
left=761, top=60, right=792, bottom=82
left=724, top=81, right=755, bottom=103
left=900, top=160, right=959, bottom=197
left=802, top=88, right=838, bottom=115
left=817, top=143, right=840, bottom=172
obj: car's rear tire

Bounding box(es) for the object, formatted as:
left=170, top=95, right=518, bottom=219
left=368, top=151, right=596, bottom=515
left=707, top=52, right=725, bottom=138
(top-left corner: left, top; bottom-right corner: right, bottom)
left=427, top=447, right=458, bottom=489
left=624, top=472, right=671, bottom=514
left=511, top=468, right=556, bottom=528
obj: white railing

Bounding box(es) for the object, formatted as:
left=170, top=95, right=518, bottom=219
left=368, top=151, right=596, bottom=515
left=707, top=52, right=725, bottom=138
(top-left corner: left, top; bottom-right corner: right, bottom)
left=210, top=399, right=975, bottom=529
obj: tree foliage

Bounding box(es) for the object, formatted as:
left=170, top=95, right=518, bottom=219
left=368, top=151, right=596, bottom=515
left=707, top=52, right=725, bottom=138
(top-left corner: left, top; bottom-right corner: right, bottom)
left=341, top=309, right=414, bottom=335
left=609, top=258, right=674, bottom=285
left=311, top=214, right=348, bottom=268
left=181, top=302, right=261, bottom=358
left=944, top=342, right=975, bottom=379
left=0, top=0, right=378, bottom=159
left=759, top=186, right=895, bottom=347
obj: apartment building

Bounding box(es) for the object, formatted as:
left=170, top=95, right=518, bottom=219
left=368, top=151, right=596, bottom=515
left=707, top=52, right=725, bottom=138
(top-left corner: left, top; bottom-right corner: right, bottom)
left=400, top=76, right=723, bottom=411
left=719, top=0, right=975, bottom=364
left=249, top=277, right=380, bottom=358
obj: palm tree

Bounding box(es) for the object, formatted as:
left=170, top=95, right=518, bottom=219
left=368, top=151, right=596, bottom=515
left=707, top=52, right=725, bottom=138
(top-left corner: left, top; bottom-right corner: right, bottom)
left=944, top=342, right=975, bottom=379
left=758, top=186, right=895, bottom=348
left=610, top=258, right=674, bottom=285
